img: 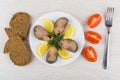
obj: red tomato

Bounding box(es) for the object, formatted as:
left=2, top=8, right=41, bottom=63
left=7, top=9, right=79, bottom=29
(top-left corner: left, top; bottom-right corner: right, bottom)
left=85, top=31, right=102, bottom=44
left=82, top=46, right=97, bottom=62
left=87, top=13, right=102, bottom=28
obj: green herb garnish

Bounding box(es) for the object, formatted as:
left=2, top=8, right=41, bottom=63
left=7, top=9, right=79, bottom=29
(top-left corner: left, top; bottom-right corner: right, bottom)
left=48, top=32, right=64, bottom=50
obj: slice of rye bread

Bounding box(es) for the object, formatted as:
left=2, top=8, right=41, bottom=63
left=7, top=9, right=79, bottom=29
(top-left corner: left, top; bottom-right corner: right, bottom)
left=9, top=12, right=30, bottom=40
left=4, top=36, right=31, bottom=66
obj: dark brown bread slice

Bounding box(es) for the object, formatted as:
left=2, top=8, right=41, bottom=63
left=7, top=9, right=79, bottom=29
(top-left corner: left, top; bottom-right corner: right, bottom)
left=4, top=36, right=31, bottom=66
left=9, top=12, right=30, bottom=40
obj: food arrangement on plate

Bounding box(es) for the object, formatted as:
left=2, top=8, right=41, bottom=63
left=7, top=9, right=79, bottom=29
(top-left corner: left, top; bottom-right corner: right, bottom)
left=34, top=17, right=78, bottom=64
left=29, top=12, right=85, bottom=66
left=3, top=11, right=103, bottom=66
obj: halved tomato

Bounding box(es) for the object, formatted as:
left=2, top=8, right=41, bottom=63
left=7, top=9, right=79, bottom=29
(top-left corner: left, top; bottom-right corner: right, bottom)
left=82, top=46, right=97, bottom=62
left=87, top=13, right=102, bottom=28
left=85, top=31, right=102, bottom=44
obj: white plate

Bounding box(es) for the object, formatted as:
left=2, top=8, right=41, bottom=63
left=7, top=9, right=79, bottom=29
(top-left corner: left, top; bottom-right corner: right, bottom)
left=29, top=12, right=85, bottom=66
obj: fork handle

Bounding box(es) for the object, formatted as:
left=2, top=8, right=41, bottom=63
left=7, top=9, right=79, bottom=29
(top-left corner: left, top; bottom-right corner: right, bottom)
left=103, top=33, right=110, bottom=69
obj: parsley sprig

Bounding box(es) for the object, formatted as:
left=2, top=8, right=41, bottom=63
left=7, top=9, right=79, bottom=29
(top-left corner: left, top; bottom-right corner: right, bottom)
left=48, top=32, right=64, bottom=50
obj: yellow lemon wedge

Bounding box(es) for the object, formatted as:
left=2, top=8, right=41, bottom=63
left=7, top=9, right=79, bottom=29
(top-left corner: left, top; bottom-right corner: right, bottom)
left=37, top=43, right=49, bottom=57
left=41, top=18, right=54, bottom=32
left=64, top=24, right=75, bottom=39
left=58, top=48, right=73, bottom=60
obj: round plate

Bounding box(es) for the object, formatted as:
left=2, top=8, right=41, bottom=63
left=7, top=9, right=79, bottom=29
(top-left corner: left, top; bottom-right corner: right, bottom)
left=29, top=12, right=85, bottom=66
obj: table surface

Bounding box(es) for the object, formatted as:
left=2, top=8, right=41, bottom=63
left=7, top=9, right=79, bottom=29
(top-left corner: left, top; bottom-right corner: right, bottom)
left=0, top=0, right=120, bottom=80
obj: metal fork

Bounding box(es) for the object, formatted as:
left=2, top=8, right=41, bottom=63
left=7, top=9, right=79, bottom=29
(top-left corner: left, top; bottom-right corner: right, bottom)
left=103, top=7, right=115, bottom=69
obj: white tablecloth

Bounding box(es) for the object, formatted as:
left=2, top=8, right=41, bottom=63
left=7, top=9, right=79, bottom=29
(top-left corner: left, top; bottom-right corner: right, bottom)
left=0, top=0, right=120, bottom=80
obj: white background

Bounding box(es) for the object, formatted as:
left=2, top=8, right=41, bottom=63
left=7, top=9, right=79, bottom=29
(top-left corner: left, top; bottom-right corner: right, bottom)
left=0, top=0, right=120, bottom=80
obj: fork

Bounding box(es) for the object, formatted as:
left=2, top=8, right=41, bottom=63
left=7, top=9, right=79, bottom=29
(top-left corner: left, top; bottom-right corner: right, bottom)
left=103, top=7, right=115, bottom=69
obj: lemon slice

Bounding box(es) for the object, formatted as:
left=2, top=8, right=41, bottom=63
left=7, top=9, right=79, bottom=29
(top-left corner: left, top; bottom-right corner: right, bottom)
left=64, top=24, right=75, bottom=39
left=37, top=43, right=49, bottom=57
left=41, top=19, right=54, bottom=32
left=58, top=48, right=73, bottom=60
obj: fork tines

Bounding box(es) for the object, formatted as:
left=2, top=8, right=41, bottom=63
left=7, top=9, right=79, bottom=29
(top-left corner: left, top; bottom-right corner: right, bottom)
left=106, top=7, right=115, bottom=22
